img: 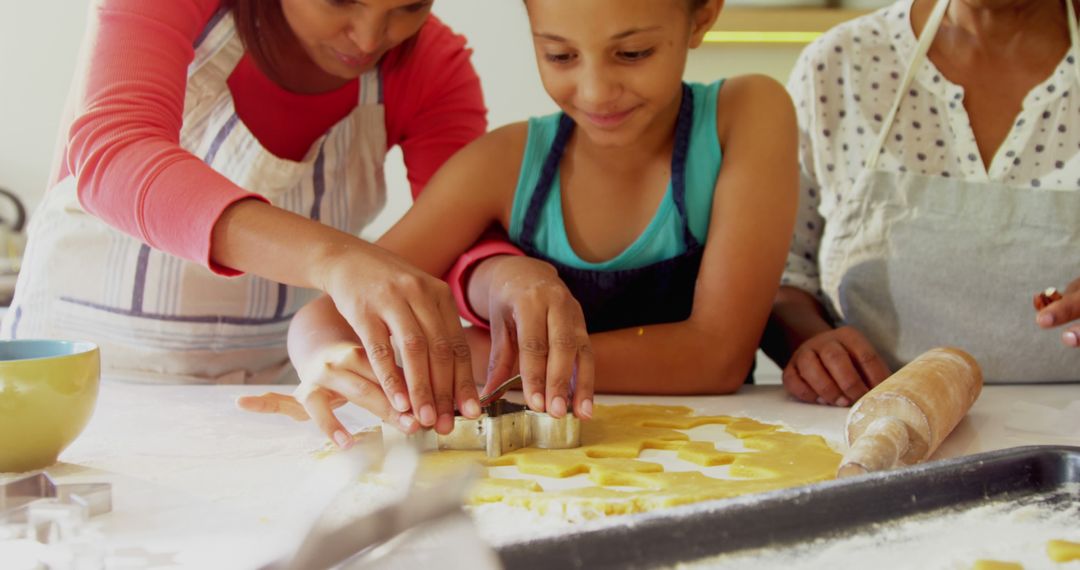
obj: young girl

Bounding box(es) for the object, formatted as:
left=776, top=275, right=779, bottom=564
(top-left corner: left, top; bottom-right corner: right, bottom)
left=248, top=0, right=798, bottom=447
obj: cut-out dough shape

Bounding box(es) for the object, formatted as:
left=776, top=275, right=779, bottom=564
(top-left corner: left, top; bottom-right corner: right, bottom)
left=971, top=561, right=1023, bottom=570
left=1047, top=539, right=1080, bottom=563
left=416, top=404, right=841, bottom=516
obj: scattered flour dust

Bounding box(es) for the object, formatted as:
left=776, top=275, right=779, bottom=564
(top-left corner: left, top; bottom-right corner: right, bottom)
left=675, top=485, right=1080, bottom=570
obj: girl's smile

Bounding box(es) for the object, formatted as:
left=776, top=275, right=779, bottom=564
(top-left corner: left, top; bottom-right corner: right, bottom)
left=580, top=105, right=641, bottom=130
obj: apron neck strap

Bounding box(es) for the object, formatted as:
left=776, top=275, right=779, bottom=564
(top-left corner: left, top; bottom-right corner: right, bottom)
left=865, top=0, right=950, bottom=170
left=865, top=0, right=1080, bottom=171
left=1068, top=0, right=1080, bottom=86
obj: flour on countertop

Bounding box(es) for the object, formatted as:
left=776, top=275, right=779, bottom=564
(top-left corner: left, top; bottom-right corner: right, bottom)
left=676, top=485, right=1080, bottom=570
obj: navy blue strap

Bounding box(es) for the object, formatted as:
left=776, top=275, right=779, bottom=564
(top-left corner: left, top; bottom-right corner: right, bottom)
left=519, top=83, right=697, bottom=249
left=670, top=83, right=698, bottom=249
left=519, top=113, right=575, bottom=248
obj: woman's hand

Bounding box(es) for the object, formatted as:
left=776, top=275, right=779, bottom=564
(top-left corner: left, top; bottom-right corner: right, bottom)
left=782, top=326, right=891, bottom=406
left=237, top=342, right=428, bottom=449
left=474, top=256, right=594, bottom=419
left=1035, top=278, right=1080, bottom=347
left=211, top=200, right=480, bottom=431
left=314, top=244, right=479, bottom=431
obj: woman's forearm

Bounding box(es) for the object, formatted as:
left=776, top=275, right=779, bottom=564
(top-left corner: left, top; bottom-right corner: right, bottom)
left=209, top=199, right=374, bottom=290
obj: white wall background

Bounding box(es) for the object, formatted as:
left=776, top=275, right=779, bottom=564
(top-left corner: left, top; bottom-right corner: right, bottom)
left=0, top=0, right=803, bottom=380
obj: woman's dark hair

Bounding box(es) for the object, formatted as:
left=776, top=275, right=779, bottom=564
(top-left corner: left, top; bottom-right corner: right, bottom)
left=221, top=0, right=291, bottom=76
left=524, top=0, right=710, bottom=11
left=219, top=0, right=421, bottom=82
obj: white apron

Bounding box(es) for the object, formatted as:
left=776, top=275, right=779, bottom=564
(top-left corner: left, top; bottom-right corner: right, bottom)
left=2, top=10, right=388, bottom=384
left=818, top=0, right=1080, bottom=383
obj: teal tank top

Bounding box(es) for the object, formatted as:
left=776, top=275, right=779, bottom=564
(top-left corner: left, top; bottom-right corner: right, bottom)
left=508, top=80, right=724, bottom=271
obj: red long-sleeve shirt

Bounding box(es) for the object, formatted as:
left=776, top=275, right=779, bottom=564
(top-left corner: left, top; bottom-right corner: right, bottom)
left=59, top=0, right=485, bottom=260
left=53, top=0, right=518, bottom=322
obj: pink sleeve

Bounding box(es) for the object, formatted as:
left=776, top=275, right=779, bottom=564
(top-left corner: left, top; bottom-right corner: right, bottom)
left=382, top=17, right=523, bottom=326
left=63, top=0, right=265, bottom=275
left=444, top=228, right=524, bottom=329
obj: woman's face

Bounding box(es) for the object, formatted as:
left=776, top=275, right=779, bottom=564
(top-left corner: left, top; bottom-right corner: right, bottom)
left=281, top=0, right=434, bottom=79
left=526, top=0, right=716, bottom=148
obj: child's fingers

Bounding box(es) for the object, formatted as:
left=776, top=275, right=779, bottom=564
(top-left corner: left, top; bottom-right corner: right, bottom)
left=235, top=391, right=350, bottom=421
left=514, top=310, right=550, bottom=413
left=483, top=319, right=517, bottom=397
left=571, top=342, right=595, bottom=420
left=297, top=387, right=355, bottom=450
left=235, top=392, right=312, bottom=421
left=542, top=303, right=587, bottom=418
left=319, top=370, right=421, bottom=435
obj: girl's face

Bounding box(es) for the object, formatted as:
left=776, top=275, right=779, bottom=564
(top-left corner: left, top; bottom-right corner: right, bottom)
left=526, top=0, right=718, bottom=148
left=281, top=0, right=434, bottom=80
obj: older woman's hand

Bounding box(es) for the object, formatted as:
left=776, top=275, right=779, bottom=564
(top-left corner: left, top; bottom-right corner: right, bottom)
left=315, top=244, right=478, bottom=431
left=1035, top=277, right=1080, bottom=347
left=782, top=326, right=892, bottom=407
left=477, top=256, right=594, bottom=419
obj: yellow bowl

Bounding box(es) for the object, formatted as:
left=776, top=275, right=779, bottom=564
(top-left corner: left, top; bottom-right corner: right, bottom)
left=0, top=340, right=100, bottom=473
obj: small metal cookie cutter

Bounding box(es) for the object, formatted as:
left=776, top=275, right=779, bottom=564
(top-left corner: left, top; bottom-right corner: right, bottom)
left=1, top=472, right=112, bottom=520
left=1, top=472, right=112, bottom=542
left=384, top=375, right=581, bottom=458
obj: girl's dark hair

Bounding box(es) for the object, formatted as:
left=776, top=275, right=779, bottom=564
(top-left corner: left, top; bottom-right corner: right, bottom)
left=221, top=0, right=290, bottom=76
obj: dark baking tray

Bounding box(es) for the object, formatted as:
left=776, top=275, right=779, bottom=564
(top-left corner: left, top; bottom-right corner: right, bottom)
left=495, top=445, right=1080, bottom=569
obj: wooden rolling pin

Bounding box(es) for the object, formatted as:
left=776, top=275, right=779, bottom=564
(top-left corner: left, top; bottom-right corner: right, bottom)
left=837, top=347, right=983, bottom=478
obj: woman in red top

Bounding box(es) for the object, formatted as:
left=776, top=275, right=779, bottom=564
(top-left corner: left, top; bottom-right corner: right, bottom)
left=3, top=0, right=579, bottom=440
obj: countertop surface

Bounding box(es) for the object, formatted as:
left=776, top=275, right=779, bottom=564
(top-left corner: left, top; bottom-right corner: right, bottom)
left=4, top=382, right=1080, bottom=568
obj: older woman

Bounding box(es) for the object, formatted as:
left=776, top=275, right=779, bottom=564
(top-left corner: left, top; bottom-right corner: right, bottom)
left=3, top=0, right=586, bottom=433
left=768, top=0, right=1080, bottom=406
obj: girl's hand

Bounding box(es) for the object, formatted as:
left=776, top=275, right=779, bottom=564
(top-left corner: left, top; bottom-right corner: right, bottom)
left=480, top=256, right=594, bottom=419
left=314, top=245, right=480, bottom=432
left=782, top=326, right=891, bottom=407
left=237, top=342, right=428, bottom=449
left=1035, top=278, right=1080, bottom=347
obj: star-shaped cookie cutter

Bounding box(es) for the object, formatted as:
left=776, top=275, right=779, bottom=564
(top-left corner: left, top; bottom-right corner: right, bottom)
left=384, top=375, right=581, bottom=457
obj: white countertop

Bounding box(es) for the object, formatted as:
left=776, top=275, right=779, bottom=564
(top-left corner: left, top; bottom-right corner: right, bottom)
left=5, top=382, right=1080, bottom=568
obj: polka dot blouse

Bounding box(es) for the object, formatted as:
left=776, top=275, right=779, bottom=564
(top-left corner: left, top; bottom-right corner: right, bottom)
left=782, top=0, right=1080, bottom=298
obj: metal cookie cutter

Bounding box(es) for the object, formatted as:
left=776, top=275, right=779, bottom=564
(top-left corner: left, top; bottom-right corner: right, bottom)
left=384, top=375, right=581, bottom=457
left=1, top=472, right=112, bottom=542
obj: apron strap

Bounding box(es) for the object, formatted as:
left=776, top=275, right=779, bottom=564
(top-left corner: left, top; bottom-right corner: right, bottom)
left=867, top=0, right=1080, bottom=170
left=670, top=83, right=700, bottom=250
left=519, top=113, right=576, bottom=249
left=519, top=84, right=698, bottom=250
left=359, top=69, right=383, bottom=106
left=865, top=0, right=950, bottom=170
left=1068, top=0, right=1080, bottom=86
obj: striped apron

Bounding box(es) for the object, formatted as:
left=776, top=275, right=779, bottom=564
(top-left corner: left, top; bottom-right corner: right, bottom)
left=2, top=11, right=388, bottom=384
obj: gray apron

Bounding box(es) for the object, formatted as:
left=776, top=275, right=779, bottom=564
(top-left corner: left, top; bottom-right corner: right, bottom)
left=818, top=0, right=1080, bottom=383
